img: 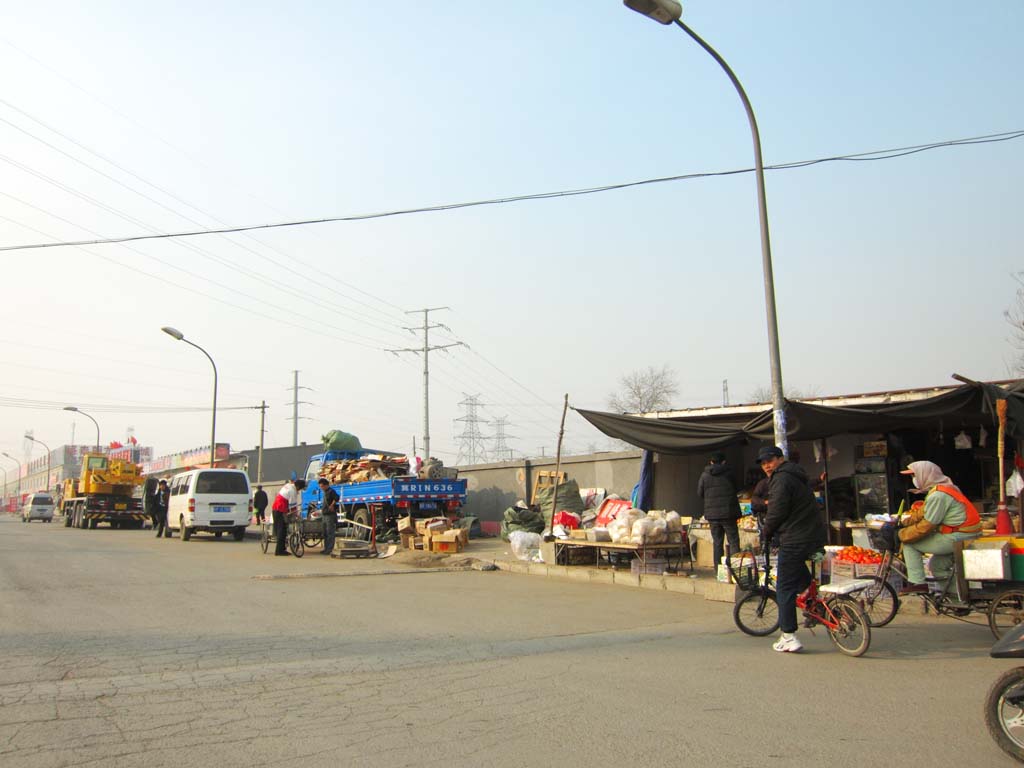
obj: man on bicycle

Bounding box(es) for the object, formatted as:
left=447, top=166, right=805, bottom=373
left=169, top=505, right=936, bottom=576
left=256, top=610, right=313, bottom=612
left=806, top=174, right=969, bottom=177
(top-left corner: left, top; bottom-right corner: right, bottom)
left=758, top=445, right=828, bottom=653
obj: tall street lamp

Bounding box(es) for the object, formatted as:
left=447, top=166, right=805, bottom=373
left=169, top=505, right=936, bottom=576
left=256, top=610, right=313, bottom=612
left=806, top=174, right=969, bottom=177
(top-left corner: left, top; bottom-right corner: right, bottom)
left=624, top=0, right=788, bottom=453
left=2, top=452, right=22, bottom=500
left=0, top=465, right=7, bottom=506
left=25, top=434, right=52, bottom=493
left=63, top=406, right=101, bottom=452
left=162, top=326, right=218, bottom=468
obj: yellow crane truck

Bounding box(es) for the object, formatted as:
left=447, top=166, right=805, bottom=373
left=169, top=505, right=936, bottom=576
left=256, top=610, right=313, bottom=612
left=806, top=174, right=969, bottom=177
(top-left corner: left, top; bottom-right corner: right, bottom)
left=61, top=453, right=146, bottom=529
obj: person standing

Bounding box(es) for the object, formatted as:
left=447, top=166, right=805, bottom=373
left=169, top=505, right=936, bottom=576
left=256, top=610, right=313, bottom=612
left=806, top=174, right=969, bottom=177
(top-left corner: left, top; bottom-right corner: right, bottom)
left=144, top=478, right=158, bottom=531
left=758, top=445, right=827, bottom=654
left=697, top=452, right=742, bottom=571
left=318, top=478, right=339, bottom=556
left=154, top=479, right=170, bottom=538
left=253, top=485, right=269, bottom=525
left=271, top=479, right=306, bottom=556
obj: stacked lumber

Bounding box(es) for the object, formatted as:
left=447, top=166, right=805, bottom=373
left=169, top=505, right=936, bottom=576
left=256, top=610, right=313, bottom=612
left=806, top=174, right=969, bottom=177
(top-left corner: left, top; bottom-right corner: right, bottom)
left=319, top=454, right=411, bottom=484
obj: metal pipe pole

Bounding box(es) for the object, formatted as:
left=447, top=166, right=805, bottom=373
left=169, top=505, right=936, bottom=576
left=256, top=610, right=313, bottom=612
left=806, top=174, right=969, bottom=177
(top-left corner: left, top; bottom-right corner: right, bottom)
left=670, top=19, right=787, bottom=454
left=1, top=465, right=7, bottom=505
left=162, top=327, right=217, bottom=468
left=258, top=400, right=266, bottom=483
left=2, top=453, right=21, bottom=500
left=64, top=406, right=100, bottom=451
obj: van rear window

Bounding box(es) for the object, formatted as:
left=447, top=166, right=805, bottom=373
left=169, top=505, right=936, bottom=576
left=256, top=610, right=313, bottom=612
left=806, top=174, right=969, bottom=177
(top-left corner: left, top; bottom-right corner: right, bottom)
left=32, top=496, right=53, bottom=505
left=195, top=472, right=248, bottom=494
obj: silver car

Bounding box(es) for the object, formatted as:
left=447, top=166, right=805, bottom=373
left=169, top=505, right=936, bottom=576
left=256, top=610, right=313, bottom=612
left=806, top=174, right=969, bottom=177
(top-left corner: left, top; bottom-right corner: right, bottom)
left=22, top=493, right=55, bottom=523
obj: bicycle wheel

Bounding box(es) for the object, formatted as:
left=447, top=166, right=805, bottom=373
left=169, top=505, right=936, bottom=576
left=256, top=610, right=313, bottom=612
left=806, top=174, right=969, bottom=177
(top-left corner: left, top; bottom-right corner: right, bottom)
left=984, top=666, right=1024, bottom=764
left=989, top=590, right=1024, bottom=640
left=288, top=530, right=304, bottom=558
left=825, top=597, right=871, bottom=657
left=733, top=589, right=780, bottom=636
left=856, top=577, right=900, bottom=627
left=260, top=525, right=270, bottom=554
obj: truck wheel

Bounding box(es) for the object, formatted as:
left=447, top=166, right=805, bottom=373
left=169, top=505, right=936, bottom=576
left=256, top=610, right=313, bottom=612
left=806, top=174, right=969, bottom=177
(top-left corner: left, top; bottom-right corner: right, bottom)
left=181, top=518, right=192, bottom=541
left=214, top=531, right=223, bottom=539
left=232, top=526, right=246, bottom=542
left=88, top=519, right=98, bottom=530
left=64, top=511, right=72, bottom=527
left=353, top=507, right=373, bottom=541
left=77, top=509, right=87, bottom=529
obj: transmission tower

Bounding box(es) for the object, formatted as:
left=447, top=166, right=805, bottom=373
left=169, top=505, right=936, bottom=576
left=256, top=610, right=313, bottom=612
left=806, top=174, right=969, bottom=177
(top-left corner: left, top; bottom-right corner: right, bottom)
left=490, top=416, right=516, bottom=462
left=286, top=370, right=314, bottom=446
left=387, top=307, right=463, bottom=460
left=455, top=394, right=490, bottom=466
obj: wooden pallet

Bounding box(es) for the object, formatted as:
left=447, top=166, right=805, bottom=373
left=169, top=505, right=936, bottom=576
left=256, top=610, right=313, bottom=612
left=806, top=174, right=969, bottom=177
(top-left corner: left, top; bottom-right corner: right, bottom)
left=530, top=470, right=567, bottom=505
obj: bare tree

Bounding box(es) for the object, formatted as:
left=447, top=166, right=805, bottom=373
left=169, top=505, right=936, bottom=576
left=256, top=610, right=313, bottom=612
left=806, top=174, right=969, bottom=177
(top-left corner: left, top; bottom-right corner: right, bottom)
left=748, top=384, right=820, bottom=403
left=607, top=366, right=679, bottom=414
left=1005, top=272, right=1024, bottom=375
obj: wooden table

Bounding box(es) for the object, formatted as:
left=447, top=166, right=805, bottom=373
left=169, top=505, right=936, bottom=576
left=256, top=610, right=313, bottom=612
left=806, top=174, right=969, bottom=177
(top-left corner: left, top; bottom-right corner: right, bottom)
left=552, top=539, right=692, bottom=572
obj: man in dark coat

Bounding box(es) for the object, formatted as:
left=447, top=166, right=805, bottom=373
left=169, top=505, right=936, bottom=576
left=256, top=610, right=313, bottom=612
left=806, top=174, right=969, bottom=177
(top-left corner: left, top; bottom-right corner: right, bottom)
left=697, top=452, right=741, bottom=570
left=758, top=446, right=827, bottom=653
left=253, top=485, right=269, bottom=525
left=153, top=479, right=170, bottom=538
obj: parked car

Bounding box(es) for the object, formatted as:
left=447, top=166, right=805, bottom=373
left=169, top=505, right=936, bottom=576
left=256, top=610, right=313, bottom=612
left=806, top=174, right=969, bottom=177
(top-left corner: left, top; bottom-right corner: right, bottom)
left=22, top=492, right=55, bottom=523
left=166, top=469, right=251, bottom=541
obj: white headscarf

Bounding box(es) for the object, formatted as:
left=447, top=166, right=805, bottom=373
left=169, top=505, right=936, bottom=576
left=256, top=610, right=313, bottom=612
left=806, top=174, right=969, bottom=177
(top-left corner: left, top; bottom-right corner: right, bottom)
left=903, top=460, right=957, bottom=494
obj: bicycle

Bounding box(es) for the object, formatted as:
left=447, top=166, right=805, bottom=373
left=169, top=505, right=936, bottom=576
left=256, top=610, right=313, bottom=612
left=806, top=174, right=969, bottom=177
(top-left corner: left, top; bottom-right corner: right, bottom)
left=730, top=545, right=872, bottom=657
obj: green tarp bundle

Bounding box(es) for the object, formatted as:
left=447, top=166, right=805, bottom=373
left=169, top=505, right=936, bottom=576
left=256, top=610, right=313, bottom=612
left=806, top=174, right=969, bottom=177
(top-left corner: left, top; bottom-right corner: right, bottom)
left=534, top=478, right=584, bottom=524
left=500, top=506, right=545, bottom=541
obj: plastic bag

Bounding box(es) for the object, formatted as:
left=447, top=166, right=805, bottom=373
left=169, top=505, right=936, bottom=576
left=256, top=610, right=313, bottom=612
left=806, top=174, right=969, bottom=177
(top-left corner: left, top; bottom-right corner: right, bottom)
left=321, top=429, right=362, bottom=452
left=1008, top=469, right=1024, bottom=499
left=664, top=511, right=682, bottom=533
left=630, top=517, right=655, bottom=543
left=509, top=531, right=543, bottom=561
left=553, top=510, right=581, bottom=530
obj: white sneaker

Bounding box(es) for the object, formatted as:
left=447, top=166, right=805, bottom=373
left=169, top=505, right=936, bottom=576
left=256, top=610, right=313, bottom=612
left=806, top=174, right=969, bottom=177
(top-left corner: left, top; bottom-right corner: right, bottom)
left=772, top=633, right=803, bottom=653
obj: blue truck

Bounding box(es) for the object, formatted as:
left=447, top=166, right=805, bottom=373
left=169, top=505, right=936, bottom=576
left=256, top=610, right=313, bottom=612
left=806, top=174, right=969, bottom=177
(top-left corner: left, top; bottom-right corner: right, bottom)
left=299, top=450, right=467, bottom=535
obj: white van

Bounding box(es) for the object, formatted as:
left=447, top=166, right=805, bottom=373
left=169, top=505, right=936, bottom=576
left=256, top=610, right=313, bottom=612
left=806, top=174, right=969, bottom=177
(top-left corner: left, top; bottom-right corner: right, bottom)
left=22, top=492, right=55, bottom=523
left=166, top=469, right=251, bottom=541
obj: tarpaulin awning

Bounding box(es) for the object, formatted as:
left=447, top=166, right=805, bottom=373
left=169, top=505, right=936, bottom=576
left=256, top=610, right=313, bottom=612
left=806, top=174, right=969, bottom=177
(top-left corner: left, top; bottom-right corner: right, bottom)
left=576, top=378, right=1024, bottom=456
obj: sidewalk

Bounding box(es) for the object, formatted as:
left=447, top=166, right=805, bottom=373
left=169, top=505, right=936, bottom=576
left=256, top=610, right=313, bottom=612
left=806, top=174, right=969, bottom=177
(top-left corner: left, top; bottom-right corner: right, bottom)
left=466, top=537, right=740, bottom=603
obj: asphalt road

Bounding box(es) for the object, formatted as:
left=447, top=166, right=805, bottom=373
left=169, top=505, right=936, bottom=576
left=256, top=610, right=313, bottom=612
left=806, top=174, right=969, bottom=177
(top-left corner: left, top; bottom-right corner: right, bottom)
left=0, top=515, right=1018, bottom=767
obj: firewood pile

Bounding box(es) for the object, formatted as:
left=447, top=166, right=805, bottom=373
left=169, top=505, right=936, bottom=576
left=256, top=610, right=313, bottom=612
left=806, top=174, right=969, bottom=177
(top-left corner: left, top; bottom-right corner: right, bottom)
left=319, top=454, right=411, bottom=484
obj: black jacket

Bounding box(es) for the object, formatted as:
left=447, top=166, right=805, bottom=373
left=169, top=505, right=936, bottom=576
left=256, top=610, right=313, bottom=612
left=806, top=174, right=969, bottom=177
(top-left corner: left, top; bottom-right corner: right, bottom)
left=762, top=462, right=826, bottom=547
left=697, top=462, right=741, bottom=522
left=253, top=489, right=269, bottom=511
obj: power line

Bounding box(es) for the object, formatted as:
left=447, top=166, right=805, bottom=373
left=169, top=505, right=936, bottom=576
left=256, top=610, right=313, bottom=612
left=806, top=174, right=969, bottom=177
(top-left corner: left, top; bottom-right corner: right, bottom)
left=1, top=129, right=1020, bottom=253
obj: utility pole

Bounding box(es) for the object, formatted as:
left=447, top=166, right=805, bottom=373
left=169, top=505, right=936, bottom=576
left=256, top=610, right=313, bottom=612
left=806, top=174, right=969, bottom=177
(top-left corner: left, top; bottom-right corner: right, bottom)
left=257, top=400, right=267, bottom=483
left=387, top=307, right=463, bottom=462
left=723, top=379, right=730, bottom=407
left=287, top=371, right=313, bottom=447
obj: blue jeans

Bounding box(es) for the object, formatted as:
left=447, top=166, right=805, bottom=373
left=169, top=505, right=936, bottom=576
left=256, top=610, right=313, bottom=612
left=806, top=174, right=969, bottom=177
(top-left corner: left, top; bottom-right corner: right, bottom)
left=776, top=542, right=816, bottom=634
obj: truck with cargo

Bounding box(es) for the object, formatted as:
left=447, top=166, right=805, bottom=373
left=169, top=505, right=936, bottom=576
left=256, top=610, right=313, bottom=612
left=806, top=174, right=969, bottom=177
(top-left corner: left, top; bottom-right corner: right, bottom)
left=299, top=450, right=467, bottom=536
left=61, top=452, right=146, bottom=529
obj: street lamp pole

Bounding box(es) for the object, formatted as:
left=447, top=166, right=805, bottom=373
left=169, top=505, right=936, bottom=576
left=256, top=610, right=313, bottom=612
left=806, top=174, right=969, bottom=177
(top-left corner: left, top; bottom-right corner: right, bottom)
left=162, top=326, right=218, bottom=468
left=2, top=452, right=22, bottom=500
left=0, top=465, right=7, bottom=506
left=623, top=0, right=788, bottom=453
left=63, top=406, right=101, bottom=452
left=25, top=434, right=52, bottom=493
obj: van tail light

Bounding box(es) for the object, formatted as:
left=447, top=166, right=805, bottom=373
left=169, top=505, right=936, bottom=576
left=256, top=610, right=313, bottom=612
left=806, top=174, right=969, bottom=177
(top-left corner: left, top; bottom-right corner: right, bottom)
left=396, top=500, right=411, bottom=509
left=188, top=498, right=195, bottom=513
left=249, top=501, right=253, bottom=513
left=445, top=500, right=460, bottom=511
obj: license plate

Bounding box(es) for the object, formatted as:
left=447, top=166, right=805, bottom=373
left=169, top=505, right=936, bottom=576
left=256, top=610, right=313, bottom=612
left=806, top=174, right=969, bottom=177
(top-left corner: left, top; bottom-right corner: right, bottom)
left=115, top=504, right=127, bottom=510
left=213, top=505, right=231, bottom=513
left=418, top=501, right=437, bottom=511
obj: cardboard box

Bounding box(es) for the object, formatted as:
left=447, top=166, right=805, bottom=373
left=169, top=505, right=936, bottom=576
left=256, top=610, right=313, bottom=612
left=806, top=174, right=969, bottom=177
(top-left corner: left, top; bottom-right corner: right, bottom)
left=397, top=516, right=414, bottom=533
left=400, top=531, right=416, bottom=550
left=455, top=527, right=469, bottom=547
left=430, top=538, right=462, bottom=554
left=586, top=529, right=611, bottom=542
left=695, top=540, right=715, bottom=568
left=830, top=562, right=856, bottom=583
left=415, top=517, right=449, bottom=535
left=569, top=529, right=588, bottom=540
left=434, top=529, right=460, bottom=543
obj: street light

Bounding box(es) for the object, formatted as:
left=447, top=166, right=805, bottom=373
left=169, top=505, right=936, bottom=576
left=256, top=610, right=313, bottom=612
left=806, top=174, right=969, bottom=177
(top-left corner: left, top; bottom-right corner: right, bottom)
left=623, top=0, right=789, bottom=454
left=3, top=451, right=23, bottom=501
left=162, top=326, right=218, bottom=468
left=25, top=434, right=52, bottom=493
left=0, top=464, right=7, bottom=507
left=63, top=406, right=101, bottom=452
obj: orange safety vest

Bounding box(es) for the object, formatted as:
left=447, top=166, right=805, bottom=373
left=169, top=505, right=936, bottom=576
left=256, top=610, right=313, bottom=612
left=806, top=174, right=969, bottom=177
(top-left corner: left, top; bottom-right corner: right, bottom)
left=931, top=484, right=982, bottom=534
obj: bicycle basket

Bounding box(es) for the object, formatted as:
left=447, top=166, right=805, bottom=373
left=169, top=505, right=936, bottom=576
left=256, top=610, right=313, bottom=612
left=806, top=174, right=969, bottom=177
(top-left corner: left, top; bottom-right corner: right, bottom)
left=728, top=551, right=760, bottom=591
left=866, top=523, right=897, bottom=552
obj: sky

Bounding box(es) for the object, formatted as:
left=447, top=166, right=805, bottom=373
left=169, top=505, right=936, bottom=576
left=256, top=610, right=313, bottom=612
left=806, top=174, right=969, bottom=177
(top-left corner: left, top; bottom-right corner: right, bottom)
left=1, top=1, right=1022, bottom=468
